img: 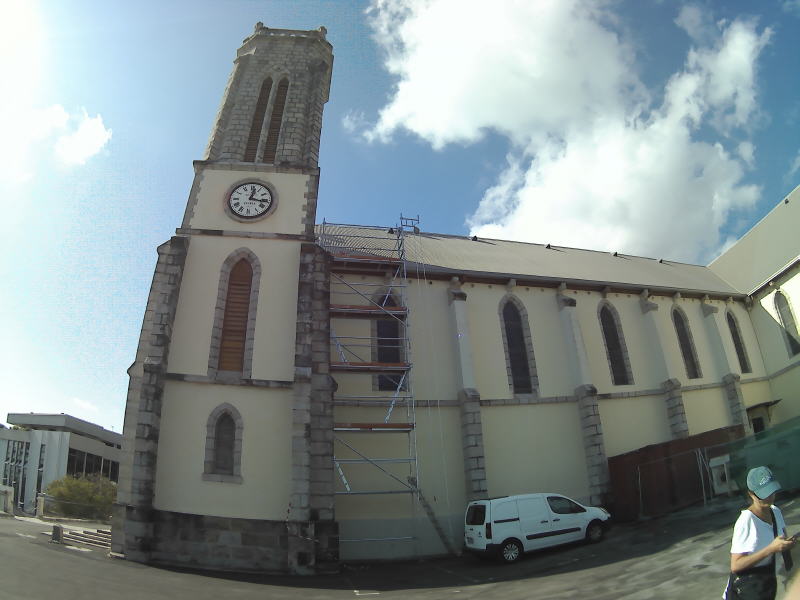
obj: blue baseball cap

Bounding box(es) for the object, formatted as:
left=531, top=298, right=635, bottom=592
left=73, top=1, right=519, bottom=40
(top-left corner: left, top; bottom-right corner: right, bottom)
left=746, top=466, right=781, bottom=499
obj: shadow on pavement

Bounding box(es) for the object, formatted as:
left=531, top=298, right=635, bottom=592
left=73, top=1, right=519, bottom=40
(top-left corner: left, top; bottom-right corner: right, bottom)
left=143, top=493, right=778, bottom=593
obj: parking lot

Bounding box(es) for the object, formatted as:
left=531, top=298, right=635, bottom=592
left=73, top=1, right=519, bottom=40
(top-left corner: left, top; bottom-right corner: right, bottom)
left=0, top=493, right=798, bottom=600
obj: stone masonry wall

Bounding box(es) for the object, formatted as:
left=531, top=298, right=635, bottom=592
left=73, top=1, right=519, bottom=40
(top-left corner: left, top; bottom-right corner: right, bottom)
left=459, top=388, right=488, bottom=501
left=662, top=378, right=689, bottom=439
left=206, top=26, right=332, bottom=169
left=722, top=373, right=753, bottom=435
left=576, top=384, right=610, bottom=505
left=113, top=236, right=189, bottom=559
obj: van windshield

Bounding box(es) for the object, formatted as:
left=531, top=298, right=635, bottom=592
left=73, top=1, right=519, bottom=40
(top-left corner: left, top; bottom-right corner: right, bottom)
left=465, top=504, right=486, bottom=525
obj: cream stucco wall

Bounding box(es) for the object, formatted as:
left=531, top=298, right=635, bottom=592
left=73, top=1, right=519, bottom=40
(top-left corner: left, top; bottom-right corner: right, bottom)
left=186, top=168, right=310, bottom=236
left=600, top=394, right=672, bottom=457
left=741, top=380, right=774, bottom=409
left=709, top=185, right=800, bottom=294
left=768, top=367, right=800, bottom=423
left=331, top=406, right=464, bottom=524
left=168, top=236, right=300, bottom=380
left=481, top=403, right=590, bottom=502
left=463, top=285, right=574, bottom=398
left=154, top=381, right=293, bottom=519
left=683, top=387, right=732, bottom=436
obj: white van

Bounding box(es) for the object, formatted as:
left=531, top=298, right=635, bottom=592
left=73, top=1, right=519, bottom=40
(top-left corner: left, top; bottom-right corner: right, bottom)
left=464, top=493, right=610, bottom=563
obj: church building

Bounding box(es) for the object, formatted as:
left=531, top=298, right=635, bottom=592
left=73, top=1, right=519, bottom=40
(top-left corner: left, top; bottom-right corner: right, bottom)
left=112, top=23, right=800, bottom=574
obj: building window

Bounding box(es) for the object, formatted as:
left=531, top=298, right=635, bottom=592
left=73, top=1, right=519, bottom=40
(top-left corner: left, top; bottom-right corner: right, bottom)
left=375, top=293, right=406, bottom=391
left=208, top=249, right=262, bottom=379
left=263, top=77, right=289, bottom=163
left=673, top=308, right=702, bottom=379
left=775, top=291, right=800, bottom=356
left=203, top=403, right=243, bottom=483
left=499, top=296, right=538, bottom=394
left=243, top=77, right=273, bottom=162
left=599, top=303, right=633, bottom=385
left=726, top=311, right=751, bottom=373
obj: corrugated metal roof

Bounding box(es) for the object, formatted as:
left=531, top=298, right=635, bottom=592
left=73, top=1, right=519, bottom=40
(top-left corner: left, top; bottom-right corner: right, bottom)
left=317, top=224, right=741, bottom=296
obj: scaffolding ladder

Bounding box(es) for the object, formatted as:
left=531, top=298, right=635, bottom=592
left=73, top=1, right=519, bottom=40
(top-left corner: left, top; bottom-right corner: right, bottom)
left=318, top=216, right=422, bottom=548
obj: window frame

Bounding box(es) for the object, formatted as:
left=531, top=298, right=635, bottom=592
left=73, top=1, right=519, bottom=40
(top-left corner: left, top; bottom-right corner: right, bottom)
left=207, top=248, right=262, bottom=380
left=597, top=301, right=633, bottom=386
left=498, top=295, right=539, bottom=395
left=203, top=403, right=244, bottom=484
left=725, top=310, right=751, bottom=373
left=672, top=306, right=702, bottom=380
left=774, top=290, right=800, bottom=357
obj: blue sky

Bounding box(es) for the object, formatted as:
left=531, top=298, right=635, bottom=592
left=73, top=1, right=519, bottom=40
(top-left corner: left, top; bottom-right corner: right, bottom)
left=1, top=0, right=798, bottom=431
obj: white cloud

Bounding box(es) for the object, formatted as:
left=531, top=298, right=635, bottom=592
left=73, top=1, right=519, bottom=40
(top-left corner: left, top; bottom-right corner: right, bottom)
left=788, top=151, right=800, bottom=179
left=737, top=141, right=755, bottom=167
left=783, top=1, right=800, bottom=17
left=0, top=0, right=111, bottom=183
left=54, top=110, right=113, bottom=166
left=675, top=4, right=715, bottom=44
left=359, top=0, right=771, bottom=263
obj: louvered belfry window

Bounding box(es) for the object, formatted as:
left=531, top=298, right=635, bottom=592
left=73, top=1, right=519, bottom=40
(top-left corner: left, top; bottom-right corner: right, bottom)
left=673, top=309, right=701, bottom=379
left=726, top=312, right=751, bottom=373
left=213, top=413, right=235, bottom=475
left=775, top=291, right=800, bottom=356
left=243, top=78, right=273, bottom=162
left=263, top=78, right=289, bottom=163
left=502, top=301, right=533, bottom=393
left=599, top=305, right=630, bottom=385
left=218, top=259, right=253, bottom=372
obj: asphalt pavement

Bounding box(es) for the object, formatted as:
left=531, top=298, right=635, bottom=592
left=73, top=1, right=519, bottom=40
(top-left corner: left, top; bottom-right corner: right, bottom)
left=0, top=493, right=798, bottom=600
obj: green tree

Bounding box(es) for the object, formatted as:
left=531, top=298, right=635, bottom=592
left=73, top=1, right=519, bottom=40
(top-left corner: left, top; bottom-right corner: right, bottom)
left=45, top=475, right=116, bottom=521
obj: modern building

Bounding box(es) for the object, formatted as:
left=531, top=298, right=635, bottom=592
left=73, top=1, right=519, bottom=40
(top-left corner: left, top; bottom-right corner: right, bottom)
left=113, top=22, right=800, bottom=573
left=0, top=413, right=121, bottom=513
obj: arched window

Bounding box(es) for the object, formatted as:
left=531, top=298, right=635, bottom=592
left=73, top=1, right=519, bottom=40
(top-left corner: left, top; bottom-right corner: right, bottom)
left=726, top=311, right=751, bottom=373
left=499, top=297, right=538, bottom=394
left=263, top=77, right=289, bottom=163
left=377, top=294, right=404, bottom=391
left=598, top=303, right=632, bottom=385
left=208, top=249, right=261, bottom=379
left=775, top=291, right=800, bottom=356
left=213, top=413, right=235, bottom=474
left=243, top=77, right=273, bottom=162
left=218, top=259, right=253, bottom=372
left=673, top=308, right=702, bottom=379
left=203, top=404, right=243, bottom=483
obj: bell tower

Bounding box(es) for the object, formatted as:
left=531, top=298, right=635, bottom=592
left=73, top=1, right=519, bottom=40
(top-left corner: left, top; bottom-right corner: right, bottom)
left=114, top=23, right=338, bottom=574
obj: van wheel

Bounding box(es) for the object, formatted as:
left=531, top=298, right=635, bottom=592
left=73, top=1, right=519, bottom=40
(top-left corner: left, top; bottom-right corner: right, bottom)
left=585, top=521, right=604, bottom=543
left=499, top=539, right=522, bottom=563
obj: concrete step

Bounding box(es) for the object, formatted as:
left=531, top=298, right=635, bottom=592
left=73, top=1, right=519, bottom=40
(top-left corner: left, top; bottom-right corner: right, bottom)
left=62, top=529, right=111, bottom=549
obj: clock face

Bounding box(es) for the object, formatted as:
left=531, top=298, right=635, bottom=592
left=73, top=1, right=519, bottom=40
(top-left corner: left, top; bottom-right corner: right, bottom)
left=227, top=182, right=273, bottom=219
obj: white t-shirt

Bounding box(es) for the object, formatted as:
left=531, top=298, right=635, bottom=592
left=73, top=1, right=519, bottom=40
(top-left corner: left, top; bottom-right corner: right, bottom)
left=730, top=506, right=788, bottom=570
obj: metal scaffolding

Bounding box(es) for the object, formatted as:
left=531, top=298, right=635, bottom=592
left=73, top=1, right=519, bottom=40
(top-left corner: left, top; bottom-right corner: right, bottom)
left=318, top=216, right=421, bottom=546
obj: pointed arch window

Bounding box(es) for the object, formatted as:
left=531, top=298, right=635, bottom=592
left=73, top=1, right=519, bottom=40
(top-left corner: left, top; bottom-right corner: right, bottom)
left=243, top=77, right=273, bottom=162
left=376, top=294, right=405, bottom=391
left=218, top=259, right=253, bottom=372
left=263, top=77, right=289, bottom=163
left=673, top=308, right=702, bottom=379
left=775, top=291, right=800, bottom=356
left=499, top=297, right=538, bottom=394
left=726, top=311, right=751, bottom=373
left=203, top=404, right=243, bottom=483
left=599, top=303, right=632, bottom=385
left=208, top=249, right=261, bottom=379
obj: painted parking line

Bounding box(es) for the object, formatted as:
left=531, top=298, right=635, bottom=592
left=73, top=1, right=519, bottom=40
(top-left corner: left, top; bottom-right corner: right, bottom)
left=65, top=546, right=92, bottom=553
left=15, top=533, right=36, bottom=539
left=342, top=575, right=380, bottom=596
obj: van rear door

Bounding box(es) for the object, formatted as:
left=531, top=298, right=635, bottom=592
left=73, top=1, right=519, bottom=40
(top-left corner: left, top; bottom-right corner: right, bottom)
left=464, top=502, right=489, bottom=550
